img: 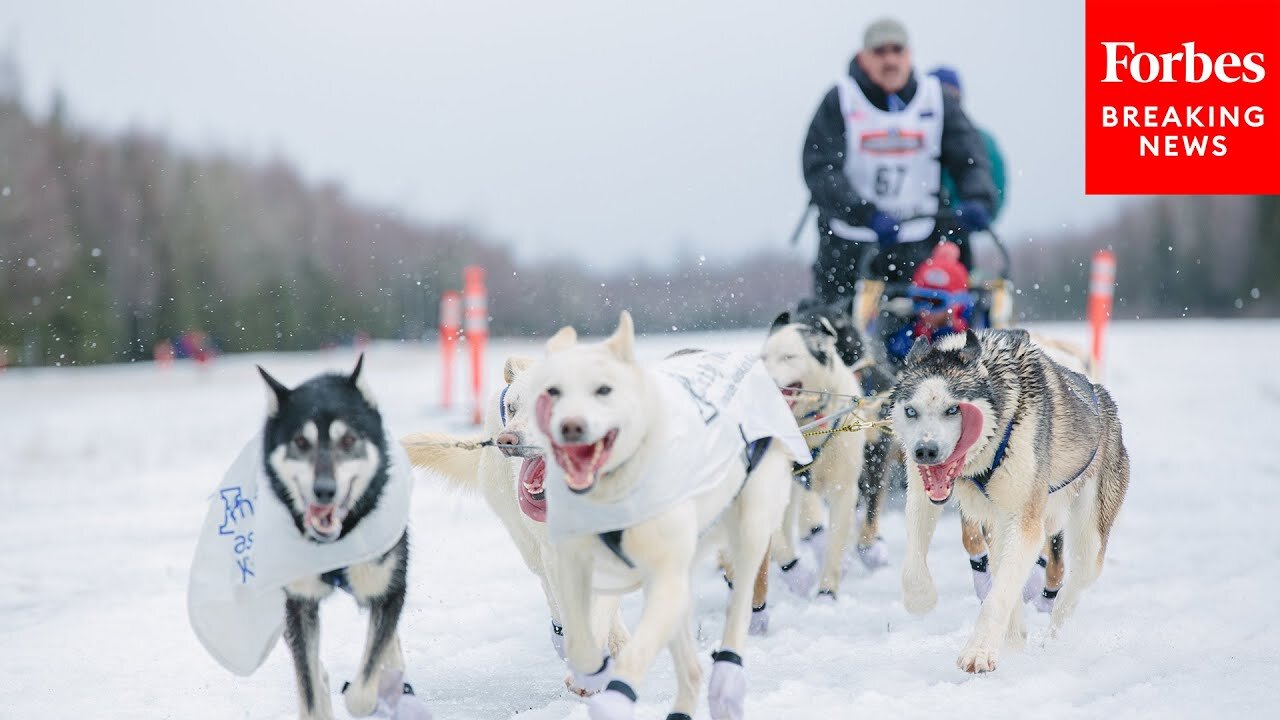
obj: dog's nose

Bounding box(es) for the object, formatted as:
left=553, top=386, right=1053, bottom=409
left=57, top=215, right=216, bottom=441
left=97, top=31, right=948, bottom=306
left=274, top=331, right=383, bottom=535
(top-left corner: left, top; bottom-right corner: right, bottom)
left=496, top=431, right=519, bottom=447
left=314, top=475, right=338, bottom=504
left=913, top=442, right=940, bottom=464
left=560, top=418, right=586, bottom=443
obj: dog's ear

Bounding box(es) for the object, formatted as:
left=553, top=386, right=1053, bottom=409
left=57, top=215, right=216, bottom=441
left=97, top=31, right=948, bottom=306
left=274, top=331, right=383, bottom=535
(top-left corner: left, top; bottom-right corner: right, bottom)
left=546, top=326, right=578, bottom=353
left=257, top=365, right=290, bottom=416
left=1005, top=328, right=1030, bottom=345
left=814, top=317, right=838, bottom=338
left=503, top=356, right=535, bottom=384
left=959, top=330, right=982, bottom=365
left=346, top=352, right=379, bottom=407
left=349, top=353, right=365, bottom=384
left=905, top=336, right=932, bottom=366
left=769, top=311, right=791, bottom=335
left=604, top=310, right=636, bottom=364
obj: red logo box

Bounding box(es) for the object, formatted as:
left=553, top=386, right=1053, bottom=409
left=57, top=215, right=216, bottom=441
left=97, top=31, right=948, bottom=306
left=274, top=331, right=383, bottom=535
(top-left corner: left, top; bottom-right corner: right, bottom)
left=1085, top=0, right=1280, bottom=194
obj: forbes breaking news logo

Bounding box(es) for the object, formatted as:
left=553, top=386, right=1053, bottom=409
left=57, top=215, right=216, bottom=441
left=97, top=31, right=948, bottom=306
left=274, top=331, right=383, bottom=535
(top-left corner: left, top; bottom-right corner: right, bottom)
left=1084, top=0, right=1280, bottom=195
left=1099, top=41, right=1266, bottom=157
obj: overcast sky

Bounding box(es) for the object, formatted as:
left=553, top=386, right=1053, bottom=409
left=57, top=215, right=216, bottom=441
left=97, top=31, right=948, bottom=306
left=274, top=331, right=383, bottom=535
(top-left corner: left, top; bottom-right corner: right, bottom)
left=1, top=0, right=1127, bottom=269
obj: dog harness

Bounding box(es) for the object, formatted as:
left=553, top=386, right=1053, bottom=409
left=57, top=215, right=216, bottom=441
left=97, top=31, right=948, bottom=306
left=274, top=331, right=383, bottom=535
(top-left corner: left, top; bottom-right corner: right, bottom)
left=597, top=433, right=775, bottom=569
left=498, top=383, right=511, bottom=426
left=542, top=351, right=809, bottom=545
left=968, top=385, right=1101, bottom=499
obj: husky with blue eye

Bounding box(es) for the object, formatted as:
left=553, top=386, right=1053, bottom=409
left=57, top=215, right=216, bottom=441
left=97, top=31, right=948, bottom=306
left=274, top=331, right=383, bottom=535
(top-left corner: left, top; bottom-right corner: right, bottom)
left=892, top=329, right=1130, bottom=674
left=258, top=356, right=410, bottom=719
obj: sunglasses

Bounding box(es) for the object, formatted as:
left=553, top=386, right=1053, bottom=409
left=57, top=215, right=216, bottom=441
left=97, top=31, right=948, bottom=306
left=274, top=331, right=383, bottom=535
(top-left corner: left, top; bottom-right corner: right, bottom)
left=872, top=44, right=906, bottom=57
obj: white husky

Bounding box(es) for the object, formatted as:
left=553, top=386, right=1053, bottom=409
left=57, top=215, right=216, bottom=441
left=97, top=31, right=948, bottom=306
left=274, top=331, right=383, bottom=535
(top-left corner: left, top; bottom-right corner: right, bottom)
left=400, top=344, right=628, bottom=689
left=760, top=313, right=869, bottom=599
left=527, top=312, right=807, bottom=720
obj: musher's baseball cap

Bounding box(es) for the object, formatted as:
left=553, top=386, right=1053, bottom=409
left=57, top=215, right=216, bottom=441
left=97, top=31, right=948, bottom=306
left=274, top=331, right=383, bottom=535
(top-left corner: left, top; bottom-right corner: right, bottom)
left=863, top=18, right=909, bottom=51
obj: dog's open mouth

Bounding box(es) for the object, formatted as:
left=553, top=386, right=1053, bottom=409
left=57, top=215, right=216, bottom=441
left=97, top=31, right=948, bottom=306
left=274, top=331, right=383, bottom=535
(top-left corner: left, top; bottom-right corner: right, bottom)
left=551, top=429, right=618, bottom=494
left=780, top=382, right=803, bottom=408
left=305, top=503, right=349, bottom=542
left=916, top=403, right=985, bottom=504
left=517, top=455, right=548, bottom=522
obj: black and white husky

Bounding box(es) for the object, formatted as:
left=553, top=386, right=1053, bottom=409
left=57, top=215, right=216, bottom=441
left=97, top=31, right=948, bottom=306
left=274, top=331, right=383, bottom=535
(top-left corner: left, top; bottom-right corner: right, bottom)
left=892, top=330, right=1130, bottom=674
left=259, top=357, right=411, bottom=718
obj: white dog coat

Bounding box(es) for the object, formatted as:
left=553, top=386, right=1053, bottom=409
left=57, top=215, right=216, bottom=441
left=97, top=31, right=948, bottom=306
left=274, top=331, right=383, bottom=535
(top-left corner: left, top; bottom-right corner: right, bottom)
left=544, top=351, right=810, bottom=542
left=187, top=429, right=412, bottom=676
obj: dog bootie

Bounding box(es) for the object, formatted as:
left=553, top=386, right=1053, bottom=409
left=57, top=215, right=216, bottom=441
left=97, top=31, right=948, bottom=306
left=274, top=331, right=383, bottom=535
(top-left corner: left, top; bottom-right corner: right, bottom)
left=567, top=655, right=614, bottom=697
left=1033, top=587, right=1058, bottom=614
left=708, top=650, right=746, bottom=720
left=970, top=554, right=993, bottom=601
left=1023, top=556, right=1048, bottom=604
left=550, top=620, right=567, bottom=661
left=748, top=604, right=769, bottom=636
left=588, top=681, right=636, bottom=720
left=352, top=669, right=431, bottom=720
left=779, top=558, right=817, bottom=596
left=856, top=537, right=890, bottom=570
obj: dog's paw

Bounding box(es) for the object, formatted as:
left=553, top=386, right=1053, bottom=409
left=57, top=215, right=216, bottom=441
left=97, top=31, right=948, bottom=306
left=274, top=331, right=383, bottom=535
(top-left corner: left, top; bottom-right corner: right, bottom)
left=566, top=656, right=613, bottom=698
left=856, top=537, right=890, bottom=570
left=779, top=558, right=817, bottom=596
left=956, top=642, right=1000, bottom=674
left=748, top=605, right=769, bottom=636
left=587, top=683, right=636, bottom=720
left=1023, top=557, right=1047, bottom=604
left=1033, top=588, right=1057, bottom=614
left=708, top=652, right=746, bottom=720
left=342, top=678, right=379, bottom=717
left=902, top=567, right=937, bottom=615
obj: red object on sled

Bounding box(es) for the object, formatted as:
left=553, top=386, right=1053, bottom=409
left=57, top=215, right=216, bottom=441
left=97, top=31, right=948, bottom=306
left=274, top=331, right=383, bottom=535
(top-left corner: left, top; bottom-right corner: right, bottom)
left=1087, top=250, right=1116, bottom=377
left=463, top=266, right=488, bottom=426
left=439, top=291, right=461, bottom=410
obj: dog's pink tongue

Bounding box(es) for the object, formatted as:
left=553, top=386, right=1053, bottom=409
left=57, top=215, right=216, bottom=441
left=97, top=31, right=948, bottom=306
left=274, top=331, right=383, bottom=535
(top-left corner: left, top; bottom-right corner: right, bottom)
left=517, top=456, right=547, bottom=523
left=916, top=403, right=986, bottom=502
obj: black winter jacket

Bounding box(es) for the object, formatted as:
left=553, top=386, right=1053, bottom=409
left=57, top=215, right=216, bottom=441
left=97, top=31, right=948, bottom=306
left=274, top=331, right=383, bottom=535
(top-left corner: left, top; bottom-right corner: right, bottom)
left=802, top=58, right=998, bottom=231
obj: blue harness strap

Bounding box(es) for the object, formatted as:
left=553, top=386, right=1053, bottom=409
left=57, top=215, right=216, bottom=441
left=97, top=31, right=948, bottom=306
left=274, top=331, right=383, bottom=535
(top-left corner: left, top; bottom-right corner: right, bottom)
left=970, top=385, right=1102, bottom=499
left=968, top=419, right=1015, bottom=499
left=498, top=383, right=510, bottom=426
left=320, top=568, right=352, bottom=594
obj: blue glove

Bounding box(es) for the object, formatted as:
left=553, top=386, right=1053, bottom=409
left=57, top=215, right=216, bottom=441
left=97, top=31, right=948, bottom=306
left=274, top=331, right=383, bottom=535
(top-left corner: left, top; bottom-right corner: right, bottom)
left=955, top=201, right=991, bottom=232
left=868, top=211, right=899, bottom=249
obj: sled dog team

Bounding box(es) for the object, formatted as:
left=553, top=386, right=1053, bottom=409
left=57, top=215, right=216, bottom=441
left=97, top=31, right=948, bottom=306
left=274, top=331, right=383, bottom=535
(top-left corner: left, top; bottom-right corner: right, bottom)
left=207, top=306, right=1129, bottom=720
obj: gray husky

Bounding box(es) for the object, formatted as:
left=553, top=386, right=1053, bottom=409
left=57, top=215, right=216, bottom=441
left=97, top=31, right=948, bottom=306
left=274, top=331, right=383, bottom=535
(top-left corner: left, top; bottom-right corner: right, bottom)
left=259, top=356, right=411, bottom=718
left=892, top=330, right=1129, bottom=673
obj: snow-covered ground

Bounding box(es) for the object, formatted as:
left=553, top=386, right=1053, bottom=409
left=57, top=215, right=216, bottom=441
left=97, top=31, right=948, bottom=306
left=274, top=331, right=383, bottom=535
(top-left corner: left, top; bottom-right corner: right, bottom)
left=3, top=320, right=1278, bottom=719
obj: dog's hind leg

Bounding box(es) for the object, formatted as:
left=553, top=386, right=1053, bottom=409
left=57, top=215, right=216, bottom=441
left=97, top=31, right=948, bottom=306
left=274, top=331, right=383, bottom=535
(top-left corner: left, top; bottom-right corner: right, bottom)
left=749, top=551, right=770, bottom=635
left=709, top=452, right=790, bottom=720
left=668, top=612, right=703, bottom=719
left=284, top=593, right=334, bottom=720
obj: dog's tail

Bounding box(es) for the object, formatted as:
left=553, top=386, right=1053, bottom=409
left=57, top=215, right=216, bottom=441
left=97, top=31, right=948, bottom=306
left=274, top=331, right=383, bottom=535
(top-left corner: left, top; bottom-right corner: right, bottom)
left=399, top=432, right=488, bottom=493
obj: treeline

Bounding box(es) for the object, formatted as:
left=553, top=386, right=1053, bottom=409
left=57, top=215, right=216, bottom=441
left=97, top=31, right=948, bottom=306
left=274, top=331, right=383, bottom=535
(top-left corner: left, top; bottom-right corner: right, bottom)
left=1003, top=195, right=1278, bottom=322
left=0, top=91, right=809, bottom=367
left=1, top=80, right=1275, bottom=368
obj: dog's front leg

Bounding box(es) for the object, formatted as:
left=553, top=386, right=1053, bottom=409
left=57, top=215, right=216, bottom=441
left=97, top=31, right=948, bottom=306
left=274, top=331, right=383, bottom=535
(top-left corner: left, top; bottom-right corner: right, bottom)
left=901, top=470, right=942, bottom=615
left=816, top=478, right=858, bottom=598
left=284, top=593, right=334, bottom=720
left=595, top=510, right=697, bottom=720
left=554, top=542, right=609, bottom=697
left=957, top=509, right=1044, bottom=673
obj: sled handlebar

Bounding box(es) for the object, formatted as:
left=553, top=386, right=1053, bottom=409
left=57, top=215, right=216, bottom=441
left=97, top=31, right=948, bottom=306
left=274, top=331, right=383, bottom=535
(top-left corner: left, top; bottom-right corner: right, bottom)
left=855, top=212, right=1011, bottom=282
